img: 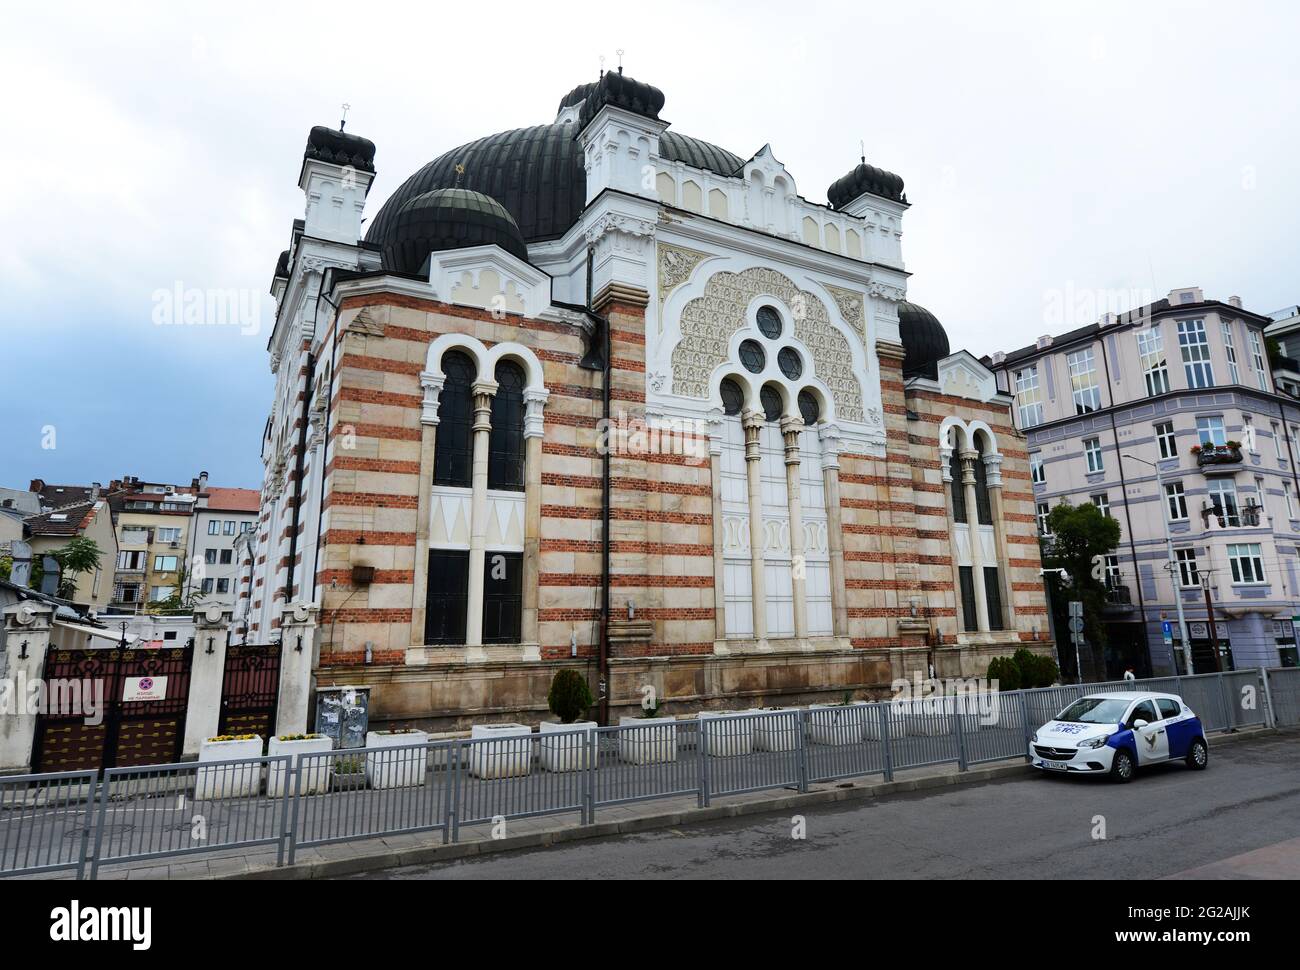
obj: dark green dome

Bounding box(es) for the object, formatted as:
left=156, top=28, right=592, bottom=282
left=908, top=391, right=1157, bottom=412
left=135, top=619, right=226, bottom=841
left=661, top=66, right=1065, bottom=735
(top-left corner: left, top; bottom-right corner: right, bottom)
left=380, top=188, right=528, bottom=274
left=898, top=302, right=950, bottom=380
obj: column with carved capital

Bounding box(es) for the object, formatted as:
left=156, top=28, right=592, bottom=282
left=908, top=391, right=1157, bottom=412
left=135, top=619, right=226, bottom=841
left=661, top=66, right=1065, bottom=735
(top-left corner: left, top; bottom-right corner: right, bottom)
left=940, top=438, right=964, bottom=639
left=819, top=425, right=848, bottom=638
left=982, top=452, right=1014, bottom=628
left=409, top=371, right=444, bottom=656
left=961, top=450, right=990, bottom=632
left=464, top=379, right=498, bottom=656
left=742, top=409, right=769, bottom=649
left=520, top=388, right=549, bottom=658
left=781, top=415, right=809, bottom=644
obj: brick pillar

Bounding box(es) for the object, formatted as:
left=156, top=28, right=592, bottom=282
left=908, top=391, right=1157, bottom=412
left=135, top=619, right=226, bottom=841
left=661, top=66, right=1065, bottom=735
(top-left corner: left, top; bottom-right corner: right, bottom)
left=182, top=606, right=231, bottom=756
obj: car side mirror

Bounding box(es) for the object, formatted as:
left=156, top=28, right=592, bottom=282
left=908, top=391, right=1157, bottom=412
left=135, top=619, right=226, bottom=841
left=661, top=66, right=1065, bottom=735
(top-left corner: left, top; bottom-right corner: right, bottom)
left=1132, top=719, right=1148, bottom=730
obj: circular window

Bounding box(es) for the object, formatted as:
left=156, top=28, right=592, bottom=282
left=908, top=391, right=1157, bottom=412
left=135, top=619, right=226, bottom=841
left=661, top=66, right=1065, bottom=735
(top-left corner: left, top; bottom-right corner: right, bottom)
left=778, top=347, right=803, bottom=379
left=756, top=305, right=783, bottom=339
left=739, top=339, right=766, bottom=374
left=798, top=389, right=820, bottom=425
left=720, top=378, right=744, bottom=416
left=760, top=384, right=783, bottom=422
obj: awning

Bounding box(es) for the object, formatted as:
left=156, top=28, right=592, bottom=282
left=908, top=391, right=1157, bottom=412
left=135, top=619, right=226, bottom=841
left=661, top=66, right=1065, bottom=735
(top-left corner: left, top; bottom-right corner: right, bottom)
left=52, top=620, right=140, bottom=645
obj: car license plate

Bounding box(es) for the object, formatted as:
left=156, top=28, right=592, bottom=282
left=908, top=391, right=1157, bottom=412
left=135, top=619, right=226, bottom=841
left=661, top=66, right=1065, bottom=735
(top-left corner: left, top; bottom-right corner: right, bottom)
left=1046, top=761, right=1068, bottom=770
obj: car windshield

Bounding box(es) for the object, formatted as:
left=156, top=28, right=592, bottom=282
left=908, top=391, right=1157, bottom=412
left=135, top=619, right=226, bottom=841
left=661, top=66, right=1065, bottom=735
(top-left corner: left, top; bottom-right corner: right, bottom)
left=1055, top=697, right=1131, bottom=724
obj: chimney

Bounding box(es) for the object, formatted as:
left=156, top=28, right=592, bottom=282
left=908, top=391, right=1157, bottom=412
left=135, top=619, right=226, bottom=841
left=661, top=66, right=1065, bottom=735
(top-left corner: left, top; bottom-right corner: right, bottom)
left=91, top=482, right=101, bottom=501
left=1228, top=295, right=1243, bottom=309
left=1035, top=334, right=1053, bottom=350
left=29, top=479, right=45, bottom=493
left=198, top=471, right=209, bottom=492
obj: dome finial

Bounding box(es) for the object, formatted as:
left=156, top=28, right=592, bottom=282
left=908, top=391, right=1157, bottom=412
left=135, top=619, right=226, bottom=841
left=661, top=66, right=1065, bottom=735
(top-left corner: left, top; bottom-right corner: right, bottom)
left=340, top=102, right=351, bottom=132
left=599, top=53, right=605, bottom=78
left=616, top=48, right=624, bottom=74
left=453, top=162, right=465, bottom=188
left=859, top=138, right=865, bottom=165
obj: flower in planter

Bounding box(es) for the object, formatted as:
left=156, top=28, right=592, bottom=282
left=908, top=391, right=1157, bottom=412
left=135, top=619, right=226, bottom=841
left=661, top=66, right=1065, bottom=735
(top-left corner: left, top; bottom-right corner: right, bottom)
left=1190, top=444, right=1203, bottom=454
left=207, top=734, right=258, bottom=742
left=276, top=733, right=323, bottom=742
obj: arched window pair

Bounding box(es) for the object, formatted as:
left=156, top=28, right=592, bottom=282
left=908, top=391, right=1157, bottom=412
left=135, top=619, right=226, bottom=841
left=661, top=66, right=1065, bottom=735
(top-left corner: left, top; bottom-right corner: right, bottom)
left=432, top=352, right=526, bottom=491
left=948, top=435, right=992, bottom=526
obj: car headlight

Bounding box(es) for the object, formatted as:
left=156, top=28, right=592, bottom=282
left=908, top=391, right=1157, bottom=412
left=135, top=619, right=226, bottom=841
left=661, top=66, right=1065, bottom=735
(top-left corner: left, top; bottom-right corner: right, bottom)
left=1077, top=735, right=1110, bottom=749
left=1031, top=731, right=1039, bottom=743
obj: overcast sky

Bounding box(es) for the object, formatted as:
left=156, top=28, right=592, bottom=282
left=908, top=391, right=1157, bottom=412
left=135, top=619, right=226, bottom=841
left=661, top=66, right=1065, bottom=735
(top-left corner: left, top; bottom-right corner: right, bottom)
left=2, top=0, right=1296, bottom=491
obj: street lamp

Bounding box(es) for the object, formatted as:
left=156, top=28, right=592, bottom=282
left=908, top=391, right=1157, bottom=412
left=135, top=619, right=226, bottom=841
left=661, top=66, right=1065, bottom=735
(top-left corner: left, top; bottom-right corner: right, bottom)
left=1122, top=453, right=1194, bottom=675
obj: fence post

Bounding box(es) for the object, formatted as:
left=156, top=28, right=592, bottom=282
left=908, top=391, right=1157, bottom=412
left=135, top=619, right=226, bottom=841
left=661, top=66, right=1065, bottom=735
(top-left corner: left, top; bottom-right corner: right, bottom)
left=1018, top=691, right=1033, bottom=762
left=448, top=743, right=462, bottom=842
left=796, top=710, right=809, bottom=793
left=583, top=728, right=596, bottom=825
left=699, top=718, right=712, bottom=808
left=88, top=771, right=112, bottom=881
left=287, top=752, right=306, bottom=866
left=952, top=694, right=968, bottom=771
left=879, top=702, right=894, bottom=782
left=75, top=773, right=96, bottom=881
left=277, top=755, right=292, bottom=867
left=1259, top=667, right=1277, bottom=729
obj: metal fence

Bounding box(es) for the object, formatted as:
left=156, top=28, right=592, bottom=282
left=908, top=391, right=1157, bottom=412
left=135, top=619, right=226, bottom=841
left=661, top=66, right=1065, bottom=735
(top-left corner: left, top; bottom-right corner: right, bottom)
left=1, top=667, right=1296, bottom=879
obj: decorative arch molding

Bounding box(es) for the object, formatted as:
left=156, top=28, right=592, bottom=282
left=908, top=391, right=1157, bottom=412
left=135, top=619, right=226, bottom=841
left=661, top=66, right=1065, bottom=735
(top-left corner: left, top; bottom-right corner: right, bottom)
left=938, top=417, right=1002, bottom=485
left=666, top=265, right=867, bottom=424
left=421, top=334, right=548, bottom=432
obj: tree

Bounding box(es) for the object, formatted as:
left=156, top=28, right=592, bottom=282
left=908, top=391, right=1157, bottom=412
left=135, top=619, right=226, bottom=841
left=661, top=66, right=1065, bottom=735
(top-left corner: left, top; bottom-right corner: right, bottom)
left=1042, top=500, right=1121, bottom=679
left=10, top=537, right=104, bottom=598
left=146, top=562, right=207, bottom=615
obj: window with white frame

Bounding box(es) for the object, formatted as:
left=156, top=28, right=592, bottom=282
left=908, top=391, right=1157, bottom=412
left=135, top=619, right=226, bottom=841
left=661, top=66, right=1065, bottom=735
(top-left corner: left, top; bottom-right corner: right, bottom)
left=1084, top=437, right=1104, bottom=473
left=1207, top=478, right=1240, bottom=527
left=1249, top=329, right=1268, bottom=390
left=1030, top=452, right=1046, bottom=485
left=1090, top=493, right=1111, bottom=518
left=157, top=527, right=181, bottom=543
left=1015, top=366, right=1044, bottom=428
left=224, top=520, right=237, bottom=536
left=1227, top=543, right=1265, bottom=584
left=1165, top=481, right=1188, bottom=521
left=1178, top=319, right=1214, bottom=388
left=1036, top=502, right=1051, bottom=535
left=1103, top=554, right=1121, bottom=588
left=1137, top=328, right=1170, bottom=396
left=152, top=555, right=179, bottom=572
left=1285, top=481, right=1295, bottom=520
left=1155, top=420, right=1177, bottom=459
left=1273, top=422, right=1284, bottom=460
left=1175, top=548, right=1199, bottom=587
left=207, top=520, right=220, bottom=535
left=1196, top=415, right=1227, bottom=447
left=1221, top=320, right=1241, bottom=383
left=1067, top=347, right=1101, bottom=414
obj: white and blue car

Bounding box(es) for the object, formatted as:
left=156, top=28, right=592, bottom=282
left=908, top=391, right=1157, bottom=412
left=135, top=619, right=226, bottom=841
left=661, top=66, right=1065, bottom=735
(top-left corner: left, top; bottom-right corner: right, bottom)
left=1029, top=691, right=1209, bottom=782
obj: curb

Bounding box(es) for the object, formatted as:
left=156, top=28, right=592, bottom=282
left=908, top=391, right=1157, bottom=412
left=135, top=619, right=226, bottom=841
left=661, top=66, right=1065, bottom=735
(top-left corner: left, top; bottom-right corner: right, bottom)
left=216, top=725, right=1279, bottom=880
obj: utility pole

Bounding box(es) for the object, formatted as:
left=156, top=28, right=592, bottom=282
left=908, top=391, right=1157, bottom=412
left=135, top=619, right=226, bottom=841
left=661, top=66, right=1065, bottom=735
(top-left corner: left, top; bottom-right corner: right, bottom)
left=1123, top=454, right=1193, bottom=675
left=1200, top=571, right=1224, bottom=673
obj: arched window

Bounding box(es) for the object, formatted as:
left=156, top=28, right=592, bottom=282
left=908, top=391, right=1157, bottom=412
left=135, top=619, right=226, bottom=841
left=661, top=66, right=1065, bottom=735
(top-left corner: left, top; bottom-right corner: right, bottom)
left=949, top=446, right=966, bottom=523
left=488, top=359, right=526, bottom=491
left=433, top=350, right=476, bottom=487
left=973, top=435, right=993, bottom=525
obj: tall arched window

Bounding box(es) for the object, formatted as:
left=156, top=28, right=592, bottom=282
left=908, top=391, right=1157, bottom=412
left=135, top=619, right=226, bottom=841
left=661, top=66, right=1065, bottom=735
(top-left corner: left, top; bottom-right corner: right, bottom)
left=488, top=359, right=526, bottom=491
left=949, top=446, right=966, bottom=523
left=973, top=435, right=993, bottom=525
left=433, top=350, right=476, bottom=487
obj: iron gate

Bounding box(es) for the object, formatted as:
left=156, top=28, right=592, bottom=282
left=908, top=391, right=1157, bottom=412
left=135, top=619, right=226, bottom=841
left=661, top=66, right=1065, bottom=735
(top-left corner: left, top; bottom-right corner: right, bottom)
left=31, top=646, right=193, bottom=772
left=218, top=643, right=282, bottom=738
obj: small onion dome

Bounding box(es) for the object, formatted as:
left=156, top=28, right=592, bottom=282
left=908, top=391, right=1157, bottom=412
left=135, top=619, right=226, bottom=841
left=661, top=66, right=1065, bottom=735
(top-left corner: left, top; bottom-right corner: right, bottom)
left=274, top=249, right=290, bottom=279
left=827, top=159, right=906, bottom=208
left=380, top=188, right=528, bottom=274
left=898, top=301, right=950, bottom=380
left=578, top=70, right=666, bottom=130
left=557, top=81, right=598, bottom=114
left=304, top=125, right=376, bottom=173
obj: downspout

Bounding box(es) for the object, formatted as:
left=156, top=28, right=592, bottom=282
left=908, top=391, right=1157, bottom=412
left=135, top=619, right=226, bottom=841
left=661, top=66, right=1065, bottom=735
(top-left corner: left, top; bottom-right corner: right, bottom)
left=284, top=349, right=315, bottom=604
left=311, top=289, right=343, bottom=604
left=1099, top=338, right=1150, bottom=673
left=578, top=247, right=611, bottom=725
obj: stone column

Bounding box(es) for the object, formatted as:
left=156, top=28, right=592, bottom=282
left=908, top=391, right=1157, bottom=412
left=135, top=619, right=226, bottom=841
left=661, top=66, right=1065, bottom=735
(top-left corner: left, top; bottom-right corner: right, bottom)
left=781, top=415, right=809, bottom=644
left=820, top=425, right=848, bottom=638
left=961, top=450, right=990, bottom=632
left=464, top=378, right=498, bottom=658
left=940, top=440, right=964, bottom=638
left=0, top=603, right=53, bottom=772
left=409, top=370, right=444, bottom=656
left=520, top=387, right=549, bottom=661
left=275, top=602, right=319, bottom=736
left=182, top=606, right=231, bottom=757
left=742, top=409, right=769, bottom=650
left=983, top=452, right=1014, bottom=628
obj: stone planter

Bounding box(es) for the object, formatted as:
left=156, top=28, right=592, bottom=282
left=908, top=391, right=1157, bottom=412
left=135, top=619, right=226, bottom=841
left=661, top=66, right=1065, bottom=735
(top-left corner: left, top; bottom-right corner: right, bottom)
left=700, top=710, right=760, bottom=757
left=808, top=703, right=869, bottom=745
left=364, top=730, right=430, bottom=789
left=539, top=721, right=596, bottom=772
left=753, top=708, right=802, bottom=752
left=617, top=715, right=678, bottom=764
left=196, top=736, right=263, bottom=799
left=469, top=723, right=533, bottom=779
left=267, top=734, right=334, bottom=797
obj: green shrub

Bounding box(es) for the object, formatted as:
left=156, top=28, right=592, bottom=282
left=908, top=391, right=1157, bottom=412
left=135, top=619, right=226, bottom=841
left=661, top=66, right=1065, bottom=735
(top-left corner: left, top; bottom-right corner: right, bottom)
left=548, top=669, right=594, bottom=724
left=986, top=656, right=1021, bottom=692
left=1027, top=654, right=1060, bottom=688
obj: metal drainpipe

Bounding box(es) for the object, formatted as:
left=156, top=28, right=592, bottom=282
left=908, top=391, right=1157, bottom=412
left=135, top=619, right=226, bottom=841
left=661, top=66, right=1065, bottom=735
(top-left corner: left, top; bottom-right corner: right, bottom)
left=1099, top=340, right=1151, bottom=675
left=580, top=246, right=612, bottom=725
left=311, top=290, right=342, bottom=604
left=283, top=349, right=315, bottom=605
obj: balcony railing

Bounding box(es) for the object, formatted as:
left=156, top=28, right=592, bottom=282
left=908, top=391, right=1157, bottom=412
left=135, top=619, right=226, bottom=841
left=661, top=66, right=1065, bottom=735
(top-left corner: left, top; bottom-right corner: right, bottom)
left=1194, top=443, right=1243, bottom=467
left=1104, top=584, right=1132, bottom=606
left=1200, top=501, right=1262, bottom=529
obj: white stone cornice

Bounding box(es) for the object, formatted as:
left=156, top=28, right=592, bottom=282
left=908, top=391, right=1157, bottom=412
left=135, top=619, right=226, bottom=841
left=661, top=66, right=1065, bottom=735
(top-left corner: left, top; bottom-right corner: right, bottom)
left=584, top=212, right=657, bottom=245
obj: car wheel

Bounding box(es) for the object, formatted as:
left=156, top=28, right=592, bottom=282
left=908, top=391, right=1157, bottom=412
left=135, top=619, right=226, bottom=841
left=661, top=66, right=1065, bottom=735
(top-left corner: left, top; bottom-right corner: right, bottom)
left=1186, top=738, right=1208, bottom=771
left=1111, top=749, right=1134, bottom=783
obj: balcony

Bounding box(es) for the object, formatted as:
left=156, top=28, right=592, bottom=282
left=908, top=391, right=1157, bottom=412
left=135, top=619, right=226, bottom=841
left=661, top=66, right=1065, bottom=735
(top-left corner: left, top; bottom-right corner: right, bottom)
left=1199, top=501, right=1262, bottom=530
left=1193, top=443, right=1243, bottom=468
left=1102, top=584, right=1135, bottom=612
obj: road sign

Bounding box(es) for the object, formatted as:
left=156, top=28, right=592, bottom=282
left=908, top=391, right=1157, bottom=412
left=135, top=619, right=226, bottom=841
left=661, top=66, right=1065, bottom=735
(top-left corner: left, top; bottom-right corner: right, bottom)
left=1068, top=600, right=1083, bottom=617
left=1162, top=621, right=1173, bottom=645
left=1069, top=617, right=1085, bottom=635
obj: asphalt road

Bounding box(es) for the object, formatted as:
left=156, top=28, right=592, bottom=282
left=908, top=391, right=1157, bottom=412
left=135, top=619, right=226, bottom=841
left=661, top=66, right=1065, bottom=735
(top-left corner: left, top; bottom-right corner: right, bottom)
left=349, top=733, right=1300, bottom=879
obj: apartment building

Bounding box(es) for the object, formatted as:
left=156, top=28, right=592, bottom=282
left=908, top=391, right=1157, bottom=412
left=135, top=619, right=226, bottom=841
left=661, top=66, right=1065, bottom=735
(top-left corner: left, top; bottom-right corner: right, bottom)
left=989, top=287, right=1300, bottom=676
left=184, top=486, right=259, bottom=611
left=106, top=475, right=202, bottom=611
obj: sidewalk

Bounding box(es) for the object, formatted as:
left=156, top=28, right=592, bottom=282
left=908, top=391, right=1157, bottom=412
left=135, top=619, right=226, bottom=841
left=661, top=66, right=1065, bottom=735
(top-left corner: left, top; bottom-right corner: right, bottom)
left=47, top=727, right=1271, bottom=880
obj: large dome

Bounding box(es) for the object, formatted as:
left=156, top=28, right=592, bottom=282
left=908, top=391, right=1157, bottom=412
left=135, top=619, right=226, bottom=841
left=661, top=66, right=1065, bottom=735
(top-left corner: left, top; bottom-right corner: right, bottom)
left=898, top=301, right=950, bottom=380
left=365, top=82, right=744, bottom=250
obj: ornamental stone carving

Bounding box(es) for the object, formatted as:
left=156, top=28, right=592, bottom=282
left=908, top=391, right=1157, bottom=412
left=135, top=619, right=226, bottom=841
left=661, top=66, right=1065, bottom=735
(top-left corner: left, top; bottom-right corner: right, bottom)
left=658, top=243, right=711, bottom=302
left=824, top=283, right=866, bottom=342
left=670, top=266, right=865, bottom=423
